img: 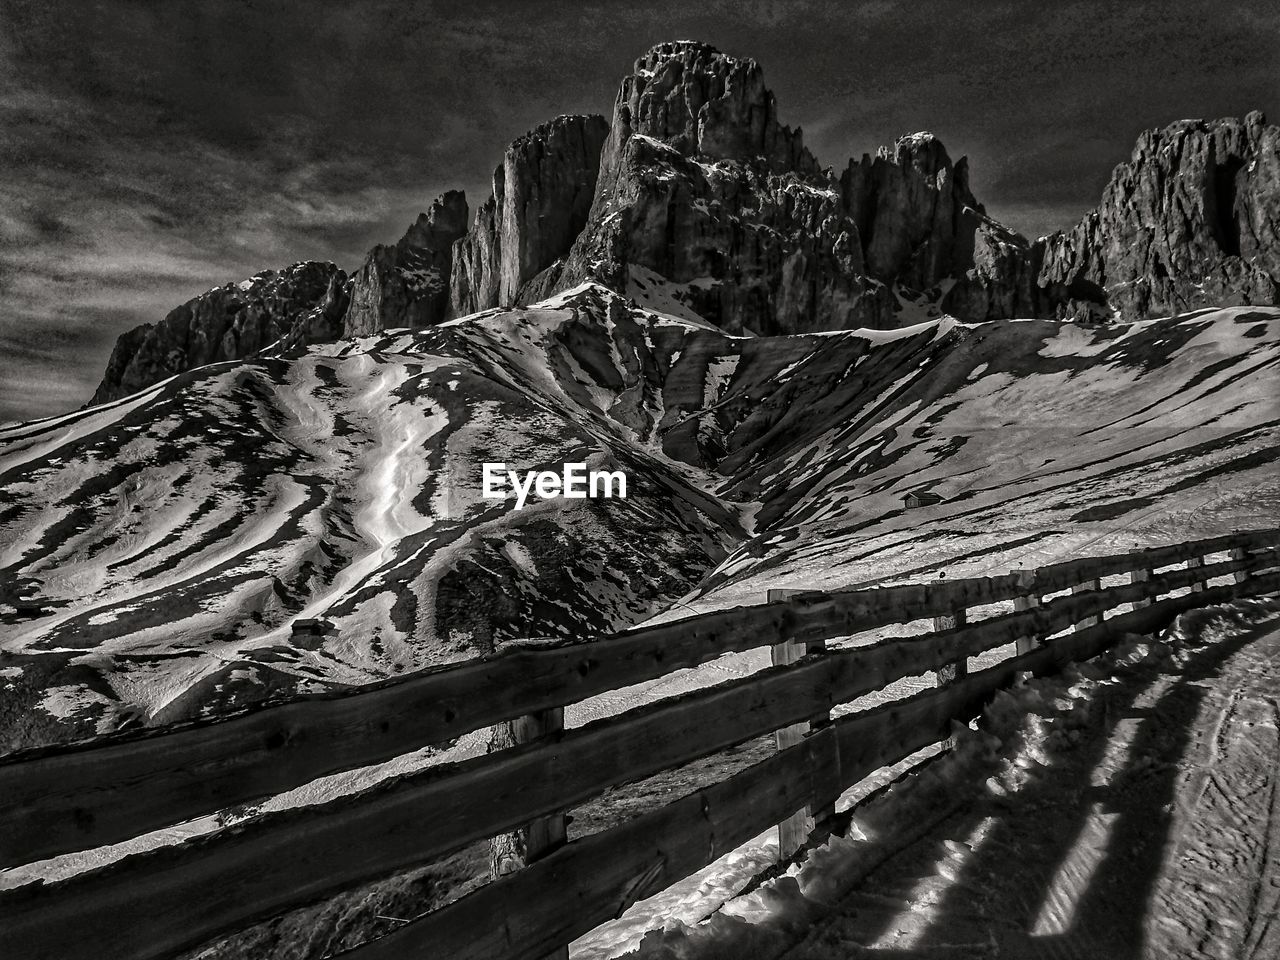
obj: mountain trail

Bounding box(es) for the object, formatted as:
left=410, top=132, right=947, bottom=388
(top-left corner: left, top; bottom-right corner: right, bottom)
left=777, top=607, right=1280, bottom=960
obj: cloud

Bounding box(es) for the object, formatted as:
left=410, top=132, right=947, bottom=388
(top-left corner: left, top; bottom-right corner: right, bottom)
left=0, top=0, right=1276, bottom=423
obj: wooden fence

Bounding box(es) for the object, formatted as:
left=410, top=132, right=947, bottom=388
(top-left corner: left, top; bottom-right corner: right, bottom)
left=2, top=528, right=1279, bottom=960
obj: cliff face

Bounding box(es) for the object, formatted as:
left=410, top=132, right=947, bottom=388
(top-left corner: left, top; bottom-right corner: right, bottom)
left=449, top=114, right=609, bottom=315
left=344, top=190, right=469, bottom=336
left=90, top=261, right=348, bottom=406
left=89, top=193, right=468, bottom=406
left=839, top=133, right=1044, bottom=324
left=1038, top=111, right=1280, bottom=319
left=556, top=41, right=1037, bottom=333
left=607, top=40, right=819, bottom=176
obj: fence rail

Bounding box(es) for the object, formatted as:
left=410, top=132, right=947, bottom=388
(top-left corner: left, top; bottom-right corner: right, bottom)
left=2, top=529, right=1278, bottom=960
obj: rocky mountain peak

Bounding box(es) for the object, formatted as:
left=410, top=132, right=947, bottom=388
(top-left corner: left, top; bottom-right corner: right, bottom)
left=1038, top=111, right=1279, bottom=319
left=400, top=189, right=469, bottom=251
left=83, top=49, right=1280, bottom=414
left=89, top=261, right=347, bottom=406
left=450, top=113, right=610, bottom=315
left=343, top=189, right=469, bottom=337
left=840, top=131, right=985, bottom=289
left=610, top=40, right=818, bottom=175
left=877, top=132, right=973, bottom=198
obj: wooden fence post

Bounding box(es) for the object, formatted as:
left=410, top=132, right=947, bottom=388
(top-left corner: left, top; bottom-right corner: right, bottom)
left=1071, top=579, right=1102, bottom=629
left=488, top=709, right=569, bottom=960
left=768, top=588, right=832, bottom=860
left=933, top=609, right=969, bottom=685
left=1013, top=568, right=1041, bottom=655
left=1130, top=563, right=1154, bottom=609
left=932, top=576, right=967, bottom=749
left=932, top=572, right=967, bottom=686
left=1186, top=555, right=1206, bottom=593
left=1230, top=545, right=1253, bottom=584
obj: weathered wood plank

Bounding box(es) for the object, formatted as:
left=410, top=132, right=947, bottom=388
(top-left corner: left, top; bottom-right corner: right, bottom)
left=7, top=560, right=1263, bottom=960
left=0, top=566, right=1032, bottom=867
left=332, top=573, right=1280, bottom=960
left=0, top=575, right=1024, bottom=867
left=337, top=724, right=843, bottom=960
left=1249, top=546, right=1280, bottom=576
left=1029, top=528, right=1279, bottom=589
left=335, top=646, right=1021, bottom=960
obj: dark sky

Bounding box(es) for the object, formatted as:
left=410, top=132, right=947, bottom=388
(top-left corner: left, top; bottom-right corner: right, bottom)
left=2, top=0, right=1277, bottom=424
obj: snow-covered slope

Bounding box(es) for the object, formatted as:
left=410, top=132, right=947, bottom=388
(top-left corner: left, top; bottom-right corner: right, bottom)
left=2, top=287, right=1277, bottom=750
left=670, top=305, right=1280, bottom=614
left=0, top=285, right=739, bottom=747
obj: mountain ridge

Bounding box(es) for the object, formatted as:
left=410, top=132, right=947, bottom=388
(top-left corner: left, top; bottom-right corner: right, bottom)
left=87, top=41, right=1279, bottom=406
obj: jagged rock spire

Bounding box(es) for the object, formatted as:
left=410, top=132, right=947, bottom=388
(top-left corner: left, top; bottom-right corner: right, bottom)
left=449, top=114, right=610, bottom=316
left=344, top=189, right=469, bottom=337
left=608, top=40, right=819, bottom=174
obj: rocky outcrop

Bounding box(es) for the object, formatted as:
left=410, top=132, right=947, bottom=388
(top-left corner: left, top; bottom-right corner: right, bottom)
left=282, top=269, right=354, bottom=349
left=90, top=261, right=347, bottom=405
left=91, top=192, right=468, bottom=405
left=558, top=42, right=1036, bottom=333
left=839, top=133, right=1044, bottom=322
left=449, top=114, right=609, bottom=316
left=1038, top=111, right=1280, bottom=319
left=344, top=190, right=468, bottom=336
left=88, top=48, right=1280, bottom=416
left=945, top=217, right=1045, bottom=323
left=560, top=132, right=880, bottom=333
left=605, top=40, right=819, bottom=177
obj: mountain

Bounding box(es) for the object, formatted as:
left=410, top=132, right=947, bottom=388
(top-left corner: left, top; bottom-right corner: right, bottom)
left=1, top=285, right=738, bottom=748
left=89, top=261, right=349, bottom=406
left=450, top=114, right=610, bottom=315
left=89, top=193, right=471, bottom=406
left=10, top=39, right=1280, bottom=750
left=1039, top=110, right=1280, bottom=320
left=343, top=190, right=470, bottom=336
left=550, top=40, right=1037, bottom=333
left=87, top=42, right=1279, bottom=407
left=3, top=283, right=1278, bottom=750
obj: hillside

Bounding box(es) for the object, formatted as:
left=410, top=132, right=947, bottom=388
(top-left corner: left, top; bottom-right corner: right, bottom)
left=2, top=283, right=1277, bottom=751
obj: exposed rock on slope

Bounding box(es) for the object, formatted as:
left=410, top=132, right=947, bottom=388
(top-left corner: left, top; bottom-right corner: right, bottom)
left=91, top=193, right=468, bottom=406
left=90, top=261, right=348, bottom=406
left=449, top=114, right=609, bottom=315
left=343, top=190, right=469, bottom=336
left=1039, top=111, right=1280, bottom=319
